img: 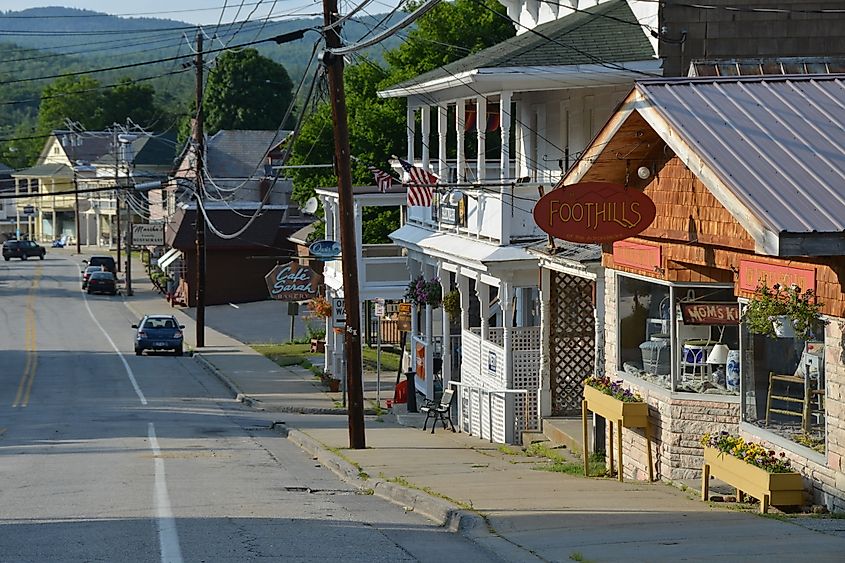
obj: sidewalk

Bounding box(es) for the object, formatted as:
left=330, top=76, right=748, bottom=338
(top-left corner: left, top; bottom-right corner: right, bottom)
left=111, top=251, right=845, bottom=561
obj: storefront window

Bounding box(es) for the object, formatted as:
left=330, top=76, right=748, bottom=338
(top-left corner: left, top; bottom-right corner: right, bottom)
left=618, top=276, right=671, bottom=390
left=617, top=274, right=739, bottom=395
left=741, top=320, right=826, bottom=455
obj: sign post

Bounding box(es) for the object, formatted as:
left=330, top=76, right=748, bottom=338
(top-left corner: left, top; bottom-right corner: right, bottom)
left=374, top=298, right=385, bottom=407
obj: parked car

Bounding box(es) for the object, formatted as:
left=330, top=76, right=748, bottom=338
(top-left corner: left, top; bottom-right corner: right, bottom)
left=87, top=271, right=117, bottom=295
left=3, top=240, right=46, bottom=261
left=133, top=315, right=184, bottom=356
left=83, top=255, right=117, bottom=274
left=81, top=265, right=103, bottom=289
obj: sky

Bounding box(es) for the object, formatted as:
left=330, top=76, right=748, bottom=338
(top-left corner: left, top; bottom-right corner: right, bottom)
left=2, top=0, right=340, bottom=26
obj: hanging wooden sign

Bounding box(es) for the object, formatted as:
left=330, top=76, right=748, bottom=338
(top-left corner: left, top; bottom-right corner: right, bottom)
left=532, top=182, right=656, bottom=243
left=264, top=261, right=322, bottom=301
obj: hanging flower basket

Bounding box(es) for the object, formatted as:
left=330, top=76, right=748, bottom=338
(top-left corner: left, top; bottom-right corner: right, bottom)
left=404, top=275, right=442, bottom=308
left=743, top=282, right=822, bottom=339
left=306, top=296, right=332, bottom=319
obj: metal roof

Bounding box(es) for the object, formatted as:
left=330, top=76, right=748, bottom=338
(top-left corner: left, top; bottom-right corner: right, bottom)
left=636, top=75, right=845, bottom=239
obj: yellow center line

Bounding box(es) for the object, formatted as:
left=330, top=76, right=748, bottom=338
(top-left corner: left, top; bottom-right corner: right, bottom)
left=12, top=266, right=42, bottom=408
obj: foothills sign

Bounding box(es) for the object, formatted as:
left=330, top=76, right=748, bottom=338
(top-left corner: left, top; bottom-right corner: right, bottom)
left=264, top=261, right=322, bottom=301
left=533, top=182, right=656, bottom=243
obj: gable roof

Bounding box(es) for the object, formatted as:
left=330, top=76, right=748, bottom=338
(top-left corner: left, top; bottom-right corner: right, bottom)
left=567, top=74, right=845, bottom=257
left=382, top=0, right=654, bottom=94
left=206, top=130, right=290, bottom=178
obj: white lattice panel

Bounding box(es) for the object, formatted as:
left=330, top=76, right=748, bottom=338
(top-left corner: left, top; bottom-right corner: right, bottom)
left=487, top=328, right=504, bottom=347
left=511, top=326, right=541, bottom=350
left=513, top=349, right=540, bottom=431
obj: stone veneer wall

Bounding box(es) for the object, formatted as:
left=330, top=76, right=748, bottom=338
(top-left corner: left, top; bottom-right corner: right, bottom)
left=605, top=270, right=845, bottom=510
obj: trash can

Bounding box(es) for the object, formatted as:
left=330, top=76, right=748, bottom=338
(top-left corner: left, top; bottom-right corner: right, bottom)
left=405, top=370, right=417, bottom=413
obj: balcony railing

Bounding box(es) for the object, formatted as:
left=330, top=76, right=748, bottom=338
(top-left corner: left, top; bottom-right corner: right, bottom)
left=406, top=181, right=547, bottom=245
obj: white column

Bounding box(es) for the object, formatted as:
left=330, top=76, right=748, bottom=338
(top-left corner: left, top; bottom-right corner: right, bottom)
left=424, top=262, right=435, bottom=400
left=500, top=91, right=512, bottom=182
left=354, top=200, right=363, bottom=292
left=458, top=274, right=471, bottom=331
left=477, top=280, right=490, bottom=342
left=437, top=105, right=448, bottom=180
left=516, top=100, right=529, bottom=179
left=539, top=267, right=552, bottom=418
left=439, top=267, right=451, bottom=389
left=456, top=99, right=466, bottom=183
left=501, top=282, right=514, bottom=389
left=406, top=106, right=416, bottom=163
left=476, top=96, right=486, bottom=182
left=421, top=106, right=431, bottom=170
left=536, top=103, right=547, bottom=182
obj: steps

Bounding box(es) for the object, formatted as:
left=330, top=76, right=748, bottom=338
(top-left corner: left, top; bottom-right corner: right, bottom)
left=522, top=417, right=592, bottom=452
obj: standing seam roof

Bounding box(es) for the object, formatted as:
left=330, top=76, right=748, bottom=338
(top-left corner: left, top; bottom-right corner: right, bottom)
left=637, top=75, right=845, bottom=235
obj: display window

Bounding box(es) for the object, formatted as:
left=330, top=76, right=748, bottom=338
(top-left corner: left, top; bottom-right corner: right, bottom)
left=616, top=273, right=739, bottom=394
left=740, top=319, right=826, bottom=455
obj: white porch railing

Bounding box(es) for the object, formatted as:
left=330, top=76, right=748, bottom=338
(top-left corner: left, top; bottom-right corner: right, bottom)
left=449, top=381, right=532, bottom=444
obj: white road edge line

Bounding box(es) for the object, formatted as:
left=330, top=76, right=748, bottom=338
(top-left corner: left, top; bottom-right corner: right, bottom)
left=75, top=261, right=148, bottom=405
left=148, top=422, right=184, bottom=563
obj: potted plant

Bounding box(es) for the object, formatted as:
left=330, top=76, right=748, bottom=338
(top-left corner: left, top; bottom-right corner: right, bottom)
left=306, top=296, right=332, bottom=352
left=700, top=432, right=804, bottom=513
left=404, top=275, right=442, bottom=309
left=743, top=282, right=823, bottom=339
left=442, top=289, right=461, bottom=319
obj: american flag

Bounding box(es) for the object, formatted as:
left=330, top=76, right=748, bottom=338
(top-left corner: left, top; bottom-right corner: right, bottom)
left=368, top=166, right=395, bottom=192
left=398, top=157, right=437, bottom=207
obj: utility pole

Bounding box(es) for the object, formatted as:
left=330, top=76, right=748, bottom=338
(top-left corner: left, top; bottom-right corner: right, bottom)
left=322, top=0, right=365, bottom=449
left=194, top=28, right=206, bottom=348
left=115, top=129, right=122, bottom=272
left=125, top=163, right=134, bottom=296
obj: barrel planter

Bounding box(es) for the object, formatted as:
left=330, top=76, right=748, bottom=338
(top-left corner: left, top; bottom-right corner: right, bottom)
left=582, top=385, right=652, bottom=481
left=701, top=446, right=804, bottom=513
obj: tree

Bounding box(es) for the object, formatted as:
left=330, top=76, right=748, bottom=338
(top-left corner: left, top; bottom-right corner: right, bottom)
left=37, top=76, right=105, bottom=132
left=383, top=0, right=515, bottom=84
left=204, top=49, right=294, bottom=134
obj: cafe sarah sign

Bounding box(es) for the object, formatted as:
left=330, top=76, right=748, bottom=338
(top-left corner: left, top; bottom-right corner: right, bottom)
left=264, top=261, right=322, bottom=301
left=533, top=182, right=656, bottom=243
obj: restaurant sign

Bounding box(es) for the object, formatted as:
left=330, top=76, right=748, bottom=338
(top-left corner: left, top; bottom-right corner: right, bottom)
left=532, top=182, right=656, bottom=243
left=680, top=302, right=741, bottom=325
left=264, top=261, right=322, bottom=301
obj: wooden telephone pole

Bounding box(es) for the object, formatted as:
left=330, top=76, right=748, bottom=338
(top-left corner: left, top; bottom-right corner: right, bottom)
left=194, top=28, right=206, bottom=348
left=322, top=0, right=365, bottom=449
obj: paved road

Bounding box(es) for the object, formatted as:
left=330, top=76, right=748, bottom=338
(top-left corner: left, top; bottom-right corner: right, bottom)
left=0, top=255, right=492, bottom=562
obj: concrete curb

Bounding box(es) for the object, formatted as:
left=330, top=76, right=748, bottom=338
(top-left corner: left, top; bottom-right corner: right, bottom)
left=285, top=428, right=483, bottom=532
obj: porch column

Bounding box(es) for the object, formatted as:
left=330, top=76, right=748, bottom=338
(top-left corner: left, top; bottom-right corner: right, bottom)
left=421, top=106, right=431, bottom=171
left=424, top=262, right=435, bottom=400
left=477, top=280, right=490, bottom=342
left=539, top=267, right=552, bottom=418
left=438, top=266, right=451, bottom=389
left=500, top=91, right=513, bottom=245
left=406, top=106, right=415, bottom=163
left=354, top=200, right=363, bottom=292
left=516, top=100, right=529, bottom=179
left=501, top=281, right=515, bottom=443
left=437, top=105, right=448, bottom=180
left=476, top=96, right=486, bottom=182
left=456, top=99, right=466, bottom=183
left=457, top=273, right=471, bottom=330
left=501, top=282, right=514, bottom=388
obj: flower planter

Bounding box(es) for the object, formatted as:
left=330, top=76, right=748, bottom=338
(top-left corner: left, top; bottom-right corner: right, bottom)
left=310, top=338, right=325, bottom=353
left=327, top=378, right=341, bottom=392
left=583, top=385, right=649, bottom=428
left=702, top=446, right=804, bottom=513
left=582, top=384, right=652, bottom=482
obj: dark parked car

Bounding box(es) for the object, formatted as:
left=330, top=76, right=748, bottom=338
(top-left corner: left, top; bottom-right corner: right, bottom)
left=133, top=315, right=184, bottom=356
left=83, top=255, right=117, bottom=274
left=3, top=240, right=46, bottom=261
left=81, top=265, right=102, bottom=289
left=87, top=271, right=117, bottom=295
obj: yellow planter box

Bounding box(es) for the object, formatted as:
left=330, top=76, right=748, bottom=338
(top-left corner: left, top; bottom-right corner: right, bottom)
left=702, top=446, right=804, bottom=513
left=583, top=384, right=649, bottom=428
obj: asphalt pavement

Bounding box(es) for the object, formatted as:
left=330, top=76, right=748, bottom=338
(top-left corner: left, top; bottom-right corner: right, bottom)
left=65, top=246, right=845, bottom=561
